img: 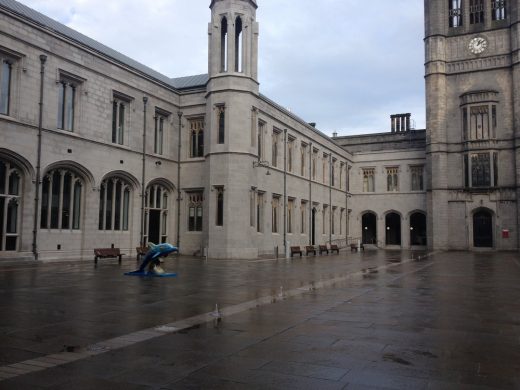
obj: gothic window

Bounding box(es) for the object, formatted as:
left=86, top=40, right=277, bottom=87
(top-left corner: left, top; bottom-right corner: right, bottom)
left=471, top=153, right=491, bottom=187
left=250, top=189, right=255, bottom=228
left=216, top=187, right=224, bottom=226
left=57, top=77, right=78, bottom=131
left=287, top=199, right=294, bottom=234
left=322, top=154, right=328, bottom=184
left=271, top=196, right=280, bottom=234
left=300, top=144, right=307, bottom=177
left=363, top=168, right=375, bottom=192
left=144, top=183, right=169, bottom=244
left=188, top=192, right=203, bottom=232
left=155, top=110, right=170, bottom=155
left=340, top=163, right=344, bottom=189
left=287, top=138, right=294, bottom=173
left=411, top=166, right=424, bottom=191
left=340, top=208, right=345, bottom=235
left=332, top=207, right=336, bottom=235
left=189, top=118, right=204, bottom=158
left=331, top=159, right=336, bottom=187
left=98, top=177, right=131, bottom=231
left=41, top=169, right=83, bottom=230
left=235, top=16, right=243, bottom=72
left=312, top=150, right=318, bottom=180
left=470, top=0, right=484, bottom=24
left=217, top=105, right=225, bottom=144
left=257, top=192, right=264, bottom=233
left=0, top=58, right=13, bottom=116
left=258, top=120, right=265, bottom=159
left=300, top=201, right=307, bottom=234
left=322, top=206, right=327, bottom=235
left=492, top=0, right=506, bottom=20
left=0, top=159, right=21, bottom=251
left=272, top=131, right=279, bottom=167
left=463, top=105, right=497, bottom=140
left=221, top=17, right=228, bottom=72
left=386, top=167, right=399, bottom=192
left=449, top=0, right=463, bottom=27
left=347, top=166, right=352, bottom=192
left=112, top=93, right=131, bottom=145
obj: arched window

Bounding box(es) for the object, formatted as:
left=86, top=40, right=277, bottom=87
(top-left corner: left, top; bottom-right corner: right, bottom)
left=221, top=17, right=228, bottom=72
left=410, top=212, right=427, bottom=246
left=189, top=118, right=204, bottom=158
left=41, top=168, right=83, bottom=230
left=385, top=212, right=402, bottom=246
left=235, top=16, right=243, bottom=72
left=145, top=183, right=170, bottom=244
left=98, top=177, right=131, bottom=231
left=362, top=212, right=377, bottom=245
left=217, top=106, right=225, bottom=144
left=0, top=159, right=22, bottom=251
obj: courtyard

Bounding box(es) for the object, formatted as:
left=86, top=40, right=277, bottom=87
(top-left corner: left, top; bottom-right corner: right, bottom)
left=0, top=250, right=519, bottom=389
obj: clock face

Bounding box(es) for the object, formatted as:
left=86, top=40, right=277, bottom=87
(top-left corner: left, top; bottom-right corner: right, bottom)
left=469, top=37, right=488, bottom=55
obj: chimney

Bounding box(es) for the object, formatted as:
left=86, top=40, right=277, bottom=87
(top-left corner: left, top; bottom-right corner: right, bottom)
left=332, top=131, right=338, bottom=138
left=308, top=122, right=316, bottom=128
left=390, top=113, right=412, bottom=133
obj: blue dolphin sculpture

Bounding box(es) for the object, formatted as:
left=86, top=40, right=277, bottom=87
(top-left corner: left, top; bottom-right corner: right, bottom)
left=125, top=243, right=178, bottom=277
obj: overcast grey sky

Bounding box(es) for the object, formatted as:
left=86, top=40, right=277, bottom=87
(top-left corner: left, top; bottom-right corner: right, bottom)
left=18, top=0, right=425, bottom=136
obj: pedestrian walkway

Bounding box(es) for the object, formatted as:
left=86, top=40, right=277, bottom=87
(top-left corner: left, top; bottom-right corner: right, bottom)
left=0, top=251, right=519, bottom=389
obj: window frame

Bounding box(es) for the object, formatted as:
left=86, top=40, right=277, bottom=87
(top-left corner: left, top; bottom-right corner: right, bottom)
left=112, top=92, right=133, bottom=146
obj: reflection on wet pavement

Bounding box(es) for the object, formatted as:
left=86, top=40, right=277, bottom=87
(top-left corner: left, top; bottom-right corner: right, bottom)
left=0, top=250, right=519, bottom=389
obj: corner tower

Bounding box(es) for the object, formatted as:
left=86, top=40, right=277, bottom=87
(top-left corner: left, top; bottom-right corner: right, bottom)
left=424, top=0, right=519, bottom=251
left=208, top=0, right=259, bottom=90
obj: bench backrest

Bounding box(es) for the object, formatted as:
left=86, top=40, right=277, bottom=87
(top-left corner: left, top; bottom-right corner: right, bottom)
left=330, top=244, right=339, bottom=249
left=94, top=248, right=120, bottom=256
left=290, top=246, right=301, bottom=252
left=306, top=246, right=315, bottom=250
left=319, top=245, right=328, bottom=250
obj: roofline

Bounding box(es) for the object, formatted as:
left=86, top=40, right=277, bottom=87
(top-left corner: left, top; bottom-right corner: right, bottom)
left=334, top=129, right=426, bottom=140
left=210, top=0, right=258, bottom=9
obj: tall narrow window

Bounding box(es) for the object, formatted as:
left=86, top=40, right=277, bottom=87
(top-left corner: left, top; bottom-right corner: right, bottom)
left=287, top=199, right=294, bottom=234
left=287, top=139, right=294, bottom=173
left=272, top=131, right=279, bottom=167
left=470, top=0, right=484, bottom=24
left=300, top=144, right=307, bottom=177
left=0, top=60, right=12, bottom=116
left=300, top=201, right=307, bottom=234
left=235, top=16, right=243, bottom=72
left=272, top=196, right=279, bottom=233
left=221, top=17, right=228, bottom=72
left=258, top=121, right=265, bottom=159
left=332, top=207, right=336, bottom=235
left=188, top=192, right=203, bottom=232
left=340, top=208, right=345, bottom=235
left=144, top=183, right=169, bottom=244
left=363, top=168, right=375, bottom=193
left=154, top=112, right=166, bottom=155
left=57, top=80, right=76, bottom=131
left=411, top=166, right=424, bottom=191
left=0, top=160, right=22, bottom=251
left=331, top=159, right=336, bottom=187
left=322, top=206, right=327, bottom=235
left=216, top=188, right=224, bottom=226
left=189, top=118, right=205, bottom=158
left=322, top=154, right=328, bottom=184
left=471, top=153, right=491, bottom=187
left=312, top=150, right=318, bottom=180
left=449, top=0, right=463, bottom=27
left=257, top=192, right=264, bottom=233
left=41, top=169, right=83, bottom=230
left=217, top=106, right=225, bottom=144
left=250, top=189, right=256, bottom=228
left=98, top=177, right=132, bottom=231
left=492, top=0, right=506, bottom=20
left=386, top=167, right=399, bottom=192
left=112, top=95, right=130, bottom=145
left=339, top=163, right=344, bottom=189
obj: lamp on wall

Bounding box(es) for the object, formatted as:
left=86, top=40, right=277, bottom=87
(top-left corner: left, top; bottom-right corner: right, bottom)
left=155, top=161, right=162, bottom=166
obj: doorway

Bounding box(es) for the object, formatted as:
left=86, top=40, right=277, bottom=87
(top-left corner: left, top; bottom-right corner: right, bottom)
left=362, top=213, right=377, bottom=244
left=410, top=212, right=427, bottom=246
left=385, top=213, right=401, bottom=246
left=473, top=209, right=493, bottom=248
left=148, top=210, right=161, bottom=244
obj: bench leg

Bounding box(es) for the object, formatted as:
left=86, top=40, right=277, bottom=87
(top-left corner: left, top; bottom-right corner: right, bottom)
left=118, top=255, right=122, bottom=264
left=94, top=256, right=98, bottom=263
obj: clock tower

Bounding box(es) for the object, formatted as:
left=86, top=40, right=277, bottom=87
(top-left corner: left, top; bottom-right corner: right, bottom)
left=425, top=0, right=519, bottom=250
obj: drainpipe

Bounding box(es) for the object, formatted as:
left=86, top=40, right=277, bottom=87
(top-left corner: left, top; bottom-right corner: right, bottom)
left=309, top=143, right=312, bottom=245
left=329, top=154, right=332, bottom=246
left=176, top=112, right=183, bottom=250
left=283, top=129, right=287, bottom=257
left=140, top=97, right=148, bottom=247
left=32, top=54, right=47, bottom=261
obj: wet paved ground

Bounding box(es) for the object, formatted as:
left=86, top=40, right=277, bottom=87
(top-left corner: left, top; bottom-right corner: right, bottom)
left=0, top=250, right=519, bottom=389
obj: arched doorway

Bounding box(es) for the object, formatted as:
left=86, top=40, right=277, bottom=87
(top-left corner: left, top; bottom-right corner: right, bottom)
left=473, top=209, right=493, bottom=248
left=410, top=212, right=427, bottom=246
left=145, top=183, right=170, bottom=244
left=385, top=212, right=401, bottom=246
left=0, top=159, right=22, bottom=251
left=362, top=212, right=377, bottom=244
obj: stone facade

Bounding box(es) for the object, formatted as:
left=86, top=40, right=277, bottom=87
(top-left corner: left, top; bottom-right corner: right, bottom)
left=0, top=0, right=518, bottom=261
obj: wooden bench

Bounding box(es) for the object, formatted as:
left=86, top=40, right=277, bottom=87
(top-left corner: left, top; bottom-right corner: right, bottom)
left=319, top=245, right=329, bottom=255
left=305, top=246, right=317, bottom=256
left=290, top=246, right=303, bottom=257
left=330, top=244, right=340, bottom=254
left=136, top=246, right=148, bottom=261
left=350, top=243, right=365, bottom=252
left=94, top=248, right=124, bottom=264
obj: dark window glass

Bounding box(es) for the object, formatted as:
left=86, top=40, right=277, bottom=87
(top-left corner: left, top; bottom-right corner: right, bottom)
left=471, top=153, right=491, bottom=187
left=0, top=61, right=11, bottom=115
left=218, top=110, right=225, bottom=144
left=470, top=0, right=484, bottom=24
left=216, top=191, right=224, bottom=226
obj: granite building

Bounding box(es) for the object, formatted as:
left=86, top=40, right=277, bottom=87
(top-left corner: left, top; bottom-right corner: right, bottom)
left=0, top=0, right=517, bottom=261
